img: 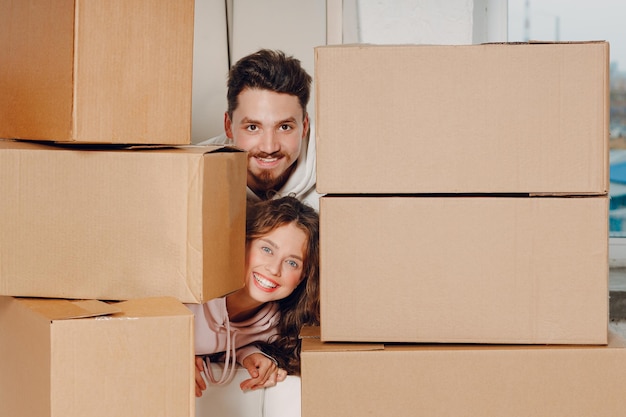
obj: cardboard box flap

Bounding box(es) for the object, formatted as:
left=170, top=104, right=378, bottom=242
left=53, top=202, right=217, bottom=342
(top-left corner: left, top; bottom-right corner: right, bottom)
left=197, top=144, right=244, bottom=154
left=301, top=327, right=383, bottom=352
left=299, top=325, right=323, bottom=338
left=302, top=337, right=384, bottom=353
left=527, top=40, right=606, bottom=45
left=122, top=143, right=244, bottom=156
left=0, top=140, right=243, bottom=155
left=303, top=330, right=626, bottom=355
left=20, top=298, right=121, bottom=320
left=113, top=297, right=192, bottom=318
left=335, top=40, right=608, bottom=48
left=121, top=144, right=244, bottom=155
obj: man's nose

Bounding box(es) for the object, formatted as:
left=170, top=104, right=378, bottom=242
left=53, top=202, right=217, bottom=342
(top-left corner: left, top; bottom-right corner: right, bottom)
left=258, top=130, right=280, bottom=154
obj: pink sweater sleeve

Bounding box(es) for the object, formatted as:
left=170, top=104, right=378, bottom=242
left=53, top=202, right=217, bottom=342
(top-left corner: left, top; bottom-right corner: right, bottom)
left=236, top=344, right=263, bottom=363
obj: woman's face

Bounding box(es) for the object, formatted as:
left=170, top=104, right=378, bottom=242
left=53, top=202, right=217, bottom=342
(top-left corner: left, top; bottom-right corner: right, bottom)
left=244, top=222, right=308, bottom=303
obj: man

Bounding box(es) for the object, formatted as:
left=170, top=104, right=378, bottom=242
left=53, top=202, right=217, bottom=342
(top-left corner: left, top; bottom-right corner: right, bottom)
left=200, top=49, right=321, bottom=212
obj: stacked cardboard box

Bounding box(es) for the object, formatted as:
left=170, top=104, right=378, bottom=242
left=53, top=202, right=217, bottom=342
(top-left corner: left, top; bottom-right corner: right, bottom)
left=0, top=0, right=195, bottom=144
left=0, top=2, right=247, bottom=416
left=302, top=42, right=621, bottom=416
left=0, top=141, right=247, bottom=304
left=0, top=296, right=195, bottom=417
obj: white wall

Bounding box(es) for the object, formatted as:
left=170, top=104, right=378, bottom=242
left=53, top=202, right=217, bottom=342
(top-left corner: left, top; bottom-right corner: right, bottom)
left=191, top=0, right=229, bottom=143
left=354, top=0, right=475, bottom=44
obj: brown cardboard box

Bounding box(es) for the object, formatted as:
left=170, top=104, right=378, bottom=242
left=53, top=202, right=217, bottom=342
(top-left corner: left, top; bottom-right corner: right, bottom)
left=0, top=141, right=246, bottom=303
left=0, top=0, right=194, bottom=144
left=320, top=195, right=608, bottom=344
left=301, top=329, right=626, bottom=417
left=0, top=296, right=194, bottom=417
left=315, top=42, right=609, bottom=195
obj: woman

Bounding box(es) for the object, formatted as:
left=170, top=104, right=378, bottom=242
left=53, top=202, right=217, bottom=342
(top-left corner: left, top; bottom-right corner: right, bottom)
left=187, top=195, right=319, bottom=395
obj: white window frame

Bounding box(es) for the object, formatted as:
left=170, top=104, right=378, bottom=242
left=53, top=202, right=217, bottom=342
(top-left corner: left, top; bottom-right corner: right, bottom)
left=610, top=238, right=626, bottom=267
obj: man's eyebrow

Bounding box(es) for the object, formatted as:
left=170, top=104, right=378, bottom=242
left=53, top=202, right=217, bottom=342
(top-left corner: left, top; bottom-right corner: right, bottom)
left=277, top=117, right=298, bottom=124
left=239, top=117, right=261, bottom=124
left=260, top=237, right=304, bottom=261
left=238, top=117, right=297, bottom=125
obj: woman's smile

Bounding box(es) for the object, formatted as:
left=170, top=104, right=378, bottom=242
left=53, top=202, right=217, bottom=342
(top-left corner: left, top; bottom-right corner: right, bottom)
left=253, top=272, right=279, bottom=292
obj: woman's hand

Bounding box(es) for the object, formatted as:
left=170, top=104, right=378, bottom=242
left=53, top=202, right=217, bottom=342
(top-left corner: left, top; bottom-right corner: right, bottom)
left=194, top=356, right=207, bottom=397
left=240, top=352, right=288, bottom=391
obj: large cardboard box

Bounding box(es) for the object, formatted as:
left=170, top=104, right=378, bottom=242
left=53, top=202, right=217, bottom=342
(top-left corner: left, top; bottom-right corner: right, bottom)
left=320, top=195, right=608, bottom=344
left=315, top=42, right=609, bottom=194
left=301, top=329, right=626, bottom=417
left=0, top=141, right=246, bottom=303
left=0, top=0, right=194, bottom=144
left=0, top=296, right=194, bottom=417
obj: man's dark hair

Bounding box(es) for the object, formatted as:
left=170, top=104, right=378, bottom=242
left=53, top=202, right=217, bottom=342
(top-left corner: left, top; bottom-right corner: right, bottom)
left=226, top=49, right=312, bottom=119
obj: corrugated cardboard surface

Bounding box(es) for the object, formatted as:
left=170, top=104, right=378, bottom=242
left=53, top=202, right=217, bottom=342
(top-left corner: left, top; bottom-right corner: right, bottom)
left=301, top=330, right=626, bottom=417
left=315, top=42, right=609, bottom=194
left=0, top=296, right=194, bottom=417
left=320, top=196, right=608, bottom=344
left=0, top=0, right=194, bottom=144
left=0, top=141, right=246, bottom=303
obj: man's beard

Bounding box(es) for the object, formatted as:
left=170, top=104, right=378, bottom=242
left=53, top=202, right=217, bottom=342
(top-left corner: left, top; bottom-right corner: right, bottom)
left=249, top=153, right=295, bottom=197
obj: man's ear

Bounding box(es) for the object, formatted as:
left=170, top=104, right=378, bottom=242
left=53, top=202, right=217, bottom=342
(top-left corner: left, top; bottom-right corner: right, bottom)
left=302, top=113, right=310, bottom=140
left=224, top=112, right=234, bottom=139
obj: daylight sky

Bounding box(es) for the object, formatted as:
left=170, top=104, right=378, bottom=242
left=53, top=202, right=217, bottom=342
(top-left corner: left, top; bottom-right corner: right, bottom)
left=507, top=0, right=625, bottom=68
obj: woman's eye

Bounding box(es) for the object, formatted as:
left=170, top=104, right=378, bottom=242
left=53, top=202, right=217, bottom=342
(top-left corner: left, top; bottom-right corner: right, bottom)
left=286, top=260, right=299, bottom=268
left=261, top=246, right=272, bottom=254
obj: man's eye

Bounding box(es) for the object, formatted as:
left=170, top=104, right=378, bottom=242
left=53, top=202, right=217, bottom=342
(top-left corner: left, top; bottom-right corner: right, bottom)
left=246, top=125, right=258, bottom=132
left=279, top=124, right=292, bottom=131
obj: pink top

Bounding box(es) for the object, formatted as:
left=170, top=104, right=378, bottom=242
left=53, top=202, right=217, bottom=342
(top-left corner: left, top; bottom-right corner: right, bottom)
left=186, top=297, right=280, bottom=384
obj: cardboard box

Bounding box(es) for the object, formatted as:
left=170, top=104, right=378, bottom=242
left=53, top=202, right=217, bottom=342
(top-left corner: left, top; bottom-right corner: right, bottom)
left=315, top=42, right=609, bottom=194
left=301, top=329, right=626, bottom=417
left=0, top=141, right=246, bottom=303
left=320, top=195, right=608, bottom=344
left=0, top=296, right=194, bottom=417
left=0, top=0, right=194, bottom=144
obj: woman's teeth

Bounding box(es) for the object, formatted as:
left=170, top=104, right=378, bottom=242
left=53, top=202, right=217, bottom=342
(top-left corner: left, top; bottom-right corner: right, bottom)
left=254, top=273, right=277, bottom=289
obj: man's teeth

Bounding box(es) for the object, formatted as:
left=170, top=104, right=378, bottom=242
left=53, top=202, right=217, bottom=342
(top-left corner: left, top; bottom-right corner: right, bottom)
left=258, top=157, right=277, bottom=162
left=254, top=273, right=277, bottom=289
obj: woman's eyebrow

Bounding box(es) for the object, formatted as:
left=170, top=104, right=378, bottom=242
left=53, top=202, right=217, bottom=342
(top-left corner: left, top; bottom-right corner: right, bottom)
left=260, top=237, right=278, bottom=249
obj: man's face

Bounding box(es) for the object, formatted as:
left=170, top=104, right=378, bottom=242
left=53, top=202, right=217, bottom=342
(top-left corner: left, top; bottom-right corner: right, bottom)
left=225, top=88, right=308, bottom=196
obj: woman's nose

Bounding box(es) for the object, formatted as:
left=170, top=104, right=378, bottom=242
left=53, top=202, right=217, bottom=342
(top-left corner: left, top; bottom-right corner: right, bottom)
left=265, top=259, right=281, bottom=276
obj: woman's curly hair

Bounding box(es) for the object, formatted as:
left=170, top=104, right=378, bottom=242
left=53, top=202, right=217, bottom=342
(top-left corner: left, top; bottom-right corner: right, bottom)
left=246, top=196, right=319, bottom=375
